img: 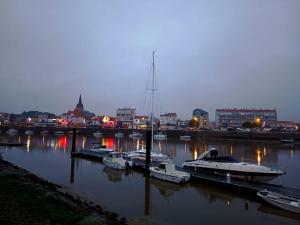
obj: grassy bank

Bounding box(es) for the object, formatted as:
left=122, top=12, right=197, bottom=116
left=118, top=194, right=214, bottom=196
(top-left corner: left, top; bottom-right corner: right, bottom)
left=0, top=158, right=126, bottom=225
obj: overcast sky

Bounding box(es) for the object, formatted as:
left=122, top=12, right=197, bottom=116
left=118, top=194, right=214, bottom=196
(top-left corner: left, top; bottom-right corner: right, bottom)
left=0, top=0, right=299, bottom=121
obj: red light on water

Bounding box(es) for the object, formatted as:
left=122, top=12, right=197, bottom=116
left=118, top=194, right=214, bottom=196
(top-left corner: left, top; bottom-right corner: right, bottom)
left=58, top=136, right=67, bottom=149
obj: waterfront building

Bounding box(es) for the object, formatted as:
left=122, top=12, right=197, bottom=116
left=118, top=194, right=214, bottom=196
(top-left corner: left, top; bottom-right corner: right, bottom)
left=192, top=109, right=209, bottom=128
left=116, top=107, right=136, bottom=128
left=160, top=113, right=177, bottom=129
left=177, top=119, right=189, bottom=129
left=215, top=108, right=277, bottom=128
left=134, top=116, right=149, bottom=129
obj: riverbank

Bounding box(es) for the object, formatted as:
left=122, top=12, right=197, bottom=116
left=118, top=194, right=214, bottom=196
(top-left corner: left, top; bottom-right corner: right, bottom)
left=0, top=158, right=127, bottom=225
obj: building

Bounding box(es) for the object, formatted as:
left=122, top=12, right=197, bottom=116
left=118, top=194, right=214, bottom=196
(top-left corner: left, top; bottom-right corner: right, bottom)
left=215, top=108, right=277, bottom=128
left=134, top=116, right=149, bottom=129
left=116, top=107, right=136, bottom=128
left=192, top=109, right=209, bottom=128
left=160, top=113, right=177, bottom=128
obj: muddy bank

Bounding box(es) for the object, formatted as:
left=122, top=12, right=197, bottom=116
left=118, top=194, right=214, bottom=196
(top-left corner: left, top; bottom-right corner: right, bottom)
left=0, top=158, right=127, bottom=225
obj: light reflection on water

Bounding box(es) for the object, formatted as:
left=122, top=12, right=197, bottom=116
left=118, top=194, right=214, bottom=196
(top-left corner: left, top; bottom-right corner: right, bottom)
left=1, top=134, right=300, bottom=225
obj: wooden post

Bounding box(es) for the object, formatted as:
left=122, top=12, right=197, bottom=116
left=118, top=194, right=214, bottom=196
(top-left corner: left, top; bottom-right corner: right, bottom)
left=145, top=130, right=152, bottom=171
left=71, top=128, right=77, bottom=154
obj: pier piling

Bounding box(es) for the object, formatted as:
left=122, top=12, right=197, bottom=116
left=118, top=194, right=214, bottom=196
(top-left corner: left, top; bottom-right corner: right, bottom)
left=145, top=130, right=152, bottom=171
left=71, top=128, right=77, bottom=154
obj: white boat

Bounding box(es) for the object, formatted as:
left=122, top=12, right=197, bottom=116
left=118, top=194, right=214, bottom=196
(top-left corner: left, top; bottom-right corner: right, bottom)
left=25, top=130, right=34, bottom=135
left=93, top=131, right=102, bottom=137
left=179, top=135, right=191, bottom=141
left=280, top=138, right=294, bottom=144
left=40, top=130, right=49, bottom=136
left=257, top=190, right=300, bottom=213
left=103, top=152, right=132, bottom=170
left=88, top=143, right=114, bottom=154
left=150, top=162, right=190, bottom=183
left=55, top=131, right=64, bottom=136
left=129, top=132, right=143, bottom=138
left=125, top=149, right=170, bottom=163
left=6, top=129, right=18, bottom=135
left=115, top=132, right=124, bottom=138
left=182, top=148, right=285, bottom=178
left=154, top=133, right=167, bottom=140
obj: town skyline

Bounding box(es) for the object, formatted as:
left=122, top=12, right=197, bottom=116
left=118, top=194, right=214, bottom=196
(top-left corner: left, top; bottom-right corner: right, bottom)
left=1, top=1, right=299, bottom=121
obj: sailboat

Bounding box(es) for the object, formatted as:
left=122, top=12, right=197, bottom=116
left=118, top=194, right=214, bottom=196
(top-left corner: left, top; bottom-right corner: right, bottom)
left=127, top=52, right=170, bottom=165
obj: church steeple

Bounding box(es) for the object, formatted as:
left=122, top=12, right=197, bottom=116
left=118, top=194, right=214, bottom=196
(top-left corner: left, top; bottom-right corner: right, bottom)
left=78, top=94, right=83, bottom=107
left=74, top=94, right=84, bottom=113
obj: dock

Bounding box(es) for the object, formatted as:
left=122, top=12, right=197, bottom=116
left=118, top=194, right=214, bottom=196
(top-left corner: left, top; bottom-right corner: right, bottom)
left=71, top=150, right=300, bottom=197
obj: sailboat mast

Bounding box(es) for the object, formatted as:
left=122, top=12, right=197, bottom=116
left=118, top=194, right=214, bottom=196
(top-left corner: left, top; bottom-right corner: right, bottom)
left=151, top=51, right=155, bottom=150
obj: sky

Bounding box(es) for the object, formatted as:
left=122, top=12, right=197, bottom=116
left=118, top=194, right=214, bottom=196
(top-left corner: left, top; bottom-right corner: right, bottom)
left=0, top=0, right=300, bottom=121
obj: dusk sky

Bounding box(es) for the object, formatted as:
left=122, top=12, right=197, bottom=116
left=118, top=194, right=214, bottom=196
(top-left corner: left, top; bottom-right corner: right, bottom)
left=0, top=0, right=299, bottom=121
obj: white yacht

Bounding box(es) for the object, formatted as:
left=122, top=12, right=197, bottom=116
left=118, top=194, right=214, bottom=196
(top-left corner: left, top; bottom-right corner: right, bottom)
left=257, top=190, right=300, bottom=213
left=88, top=143, right=114, bottom=155
left=129, top=132, right=143, bottom=139
left=182, top=148, right=285, bottom=178
left=125, top=149, right=169, bottom=163
left=103, top=152, right=132, bottom=170
left=6, top=129, right=18, bottom=135
left=115, top=132, right=124, bottom=138
left=150, top=162, right=190, bottom=184
left=25, top=130, right=34, bottom=135
left=179, top=135, right=191, bottom=141
left=55, top=131, right=64, bottom=136
left=40, top=130, right=49, bottom=136
left=93, top=131, right=102, bottom=137
left=154, top=132, right=167, bottom=140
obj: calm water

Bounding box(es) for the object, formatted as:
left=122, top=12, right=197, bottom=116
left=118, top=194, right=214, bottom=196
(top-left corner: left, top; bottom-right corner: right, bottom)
left=1, top=133, right=300, bottom=225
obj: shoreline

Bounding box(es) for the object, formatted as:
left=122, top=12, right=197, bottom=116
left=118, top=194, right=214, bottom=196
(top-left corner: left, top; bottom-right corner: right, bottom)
left=1, top=125, right=300, bottom=142
left=0, top=157, right=127, bottom=225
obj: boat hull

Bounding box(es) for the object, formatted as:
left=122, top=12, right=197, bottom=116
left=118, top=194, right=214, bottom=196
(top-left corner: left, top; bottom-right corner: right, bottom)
left=257, top=191, right=300, bottom=213
left=150, top=170, right=190, bottom=184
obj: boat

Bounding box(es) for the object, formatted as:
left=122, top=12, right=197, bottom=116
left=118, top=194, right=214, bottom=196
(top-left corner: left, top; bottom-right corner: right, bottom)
left=154, top=132, right=167, bottom=140
left=280, top=138, right=294, bottom=145
left=257, top=190, right=300, bottom=213
left=179, top=135, right=191, bottom=141
left=103, top=152, right=132, bottom=170
left=182, top=148, right=285, bottom=178
left=125, top=149, right=170, bottom=163
left=40, top=130, right=48, bottom=136
left=114, top=132, right=124, bottom=138
left=25, top=130, right=34, bottom=135
left=93, top=131, right=102, bottom=137
left=129, top=132, right=143, bottom=138
left=6, top=129, right=18, bottom=135
left=87, top=143, right=114, bottom=155
left=150, top=162, right=190, bottom=183
left=54, top=131, right=64, bottom=136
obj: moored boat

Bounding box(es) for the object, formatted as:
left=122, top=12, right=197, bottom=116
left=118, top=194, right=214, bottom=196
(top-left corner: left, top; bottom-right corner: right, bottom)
left=55, top=131, right=64, bottom=136
left=154, top=132, right=167, bottom=140
left=257, top=190, right=300, bottom=213
left=25, top=130, right=34, bottom=135
left=40, top=130, right=49, bottom=136
left=129, top=132, right=143, bottom=139
left=115, top=132, right=124, bottom=138
left=87, top=143, right=114, bottom=155
left=103, top=152, right=132, bottom=170
left=93, top=131, right=102, bottom=137
left=6, top=129, right=18, bottom=135
left=182, top=148, right=285, bottom=178
left=150, top=162, right=190, bottom=183
left=179, top=135, right=191, bottom=141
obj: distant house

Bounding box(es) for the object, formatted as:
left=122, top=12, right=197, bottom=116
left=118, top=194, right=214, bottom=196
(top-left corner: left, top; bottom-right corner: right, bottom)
left=192, top=108, right=209, bottom=128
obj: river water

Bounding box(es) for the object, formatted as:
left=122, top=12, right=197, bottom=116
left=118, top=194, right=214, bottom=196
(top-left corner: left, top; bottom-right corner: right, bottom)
left=1, top=133, right=300, bottom=225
